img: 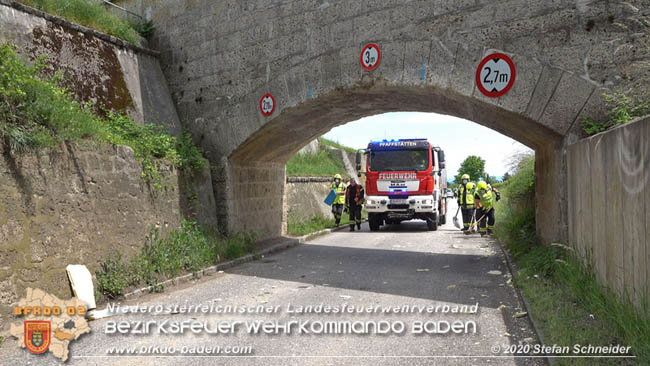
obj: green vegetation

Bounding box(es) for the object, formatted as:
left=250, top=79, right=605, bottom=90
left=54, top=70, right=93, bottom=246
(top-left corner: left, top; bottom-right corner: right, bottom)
left=96, top=221, right=256, bottom=299
left=0, top=44, right=204, bottom=189
left=319, top=137, right=357, bottom=153
left=453, top=155, right=486, bottom=184
left=104, top=113, right=204, bottom=189
left=495, top=154, right=650, bottom=365
left=129, top=19, right=155, bottom=39
left=16, top=0, right=141, bottom=44
left=286, top=144, right=349, bottom=177
left=287, top=212, right=367, bottom=237
left=582, top=90, right=650, bottom=136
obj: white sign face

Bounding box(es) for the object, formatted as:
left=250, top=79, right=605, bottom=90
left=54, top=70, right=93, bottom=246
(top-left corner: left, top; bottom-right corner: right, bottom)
left=475, top=53, right=516, bottom=98
left=360, top=43, right=381, bottom=71
left=259, top=93, right=275, bottom=116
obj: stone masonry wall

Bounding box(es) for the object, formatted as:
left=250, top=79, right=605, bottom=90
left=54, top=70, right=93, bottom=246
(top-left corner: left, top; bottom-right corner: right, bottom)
left=229, top=162, right=286, bottom=235
left=285, top=177, right=334, bottom=225
left=0, top=143, right=215, bottom=331
left=0, top=3, right=219, bottom=331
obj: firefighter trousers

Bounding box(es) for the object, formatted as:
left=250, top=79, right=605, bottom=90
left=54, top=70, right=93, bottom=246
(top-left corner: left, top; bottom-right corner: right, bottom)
left=349, top=205, right=362, bottom=230
left=461, top=206, right=475, bottom=230
left=476, top=207, right=495, bottom=234
left=331, top=204, right=343, bottom=225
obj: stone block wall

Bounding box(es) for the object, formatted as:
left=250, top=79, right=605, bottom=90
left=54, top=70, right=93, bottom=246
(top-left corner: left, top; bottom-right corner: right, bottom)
left=285, top=177, right=334, bottom=226
left=0, top=143, right=216, bottom=330
left=229, top=162, right=287, bottom=236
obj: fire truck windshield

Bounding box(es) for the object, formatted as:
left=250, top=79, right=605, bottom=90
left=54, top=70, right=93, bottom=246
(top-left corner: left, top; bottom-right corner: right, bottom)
left=369, top=149, right=430, bottom=172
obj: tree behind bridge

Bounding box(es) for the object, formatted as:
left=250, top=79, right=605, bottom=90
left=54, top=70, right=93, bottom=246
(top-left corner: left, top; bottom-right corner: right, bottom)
left=453, top=155, right=486, bottom=184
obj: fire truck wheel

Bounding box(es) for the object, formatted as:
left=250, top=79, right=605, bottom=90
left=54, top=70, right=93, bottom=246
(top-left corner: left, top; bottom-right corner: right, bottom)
left=427, top=214, right=438, bottom=231
left=369, top=214, right=381, bottom=231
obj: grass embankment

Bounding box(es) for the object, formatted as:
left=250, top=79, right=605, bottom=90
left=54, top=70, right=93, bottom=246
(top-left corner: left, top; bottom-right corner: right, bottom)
left=15, top=0, right=144, bottom=44
left=96, top=221, right=256, bottom=299
left=495, top=154, right=650, bottom=365
left=319, top=137, right=357, bottom=153
left=286, top=139, right=351, bottom=177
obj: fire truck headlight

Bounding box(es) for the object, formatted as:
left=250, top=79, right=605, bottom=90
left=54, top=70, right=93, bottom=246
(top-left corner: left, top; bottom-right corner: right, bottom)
left=367, top=199, right=375, bottom=205
left=409, top=199, right=416, bottom=204
left=380, top=200, right=387, bottom=205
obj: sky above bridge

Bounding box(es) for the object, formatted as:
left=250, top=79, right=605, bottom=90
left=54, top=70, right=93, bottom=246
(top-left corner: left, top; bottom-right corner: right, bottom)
left=322, top=112, right=533, bottom=178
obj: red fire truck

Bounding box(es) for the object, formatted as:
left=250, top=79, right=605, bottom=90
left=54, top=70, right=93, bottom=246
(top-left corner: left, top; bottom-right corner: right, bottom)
left=355, top=139, right=447, bottom=231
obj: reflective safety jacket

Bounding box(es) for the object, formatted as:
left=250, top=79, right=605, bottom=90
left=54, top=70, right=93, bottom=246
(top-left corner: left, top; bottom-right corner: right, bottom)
left=475, top=189, right=495, bottom=210
left=331, top=181, right=346, bottom=205
left=459, top=182, right=476, bottom=207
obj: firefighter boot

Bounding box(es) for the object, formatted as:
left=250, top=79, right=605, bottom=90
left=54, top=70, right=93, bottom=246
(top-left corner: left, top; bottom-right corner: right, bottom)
left=349, top=224, right=355, bottom=232
left=357, top=223, right=361, bottom=230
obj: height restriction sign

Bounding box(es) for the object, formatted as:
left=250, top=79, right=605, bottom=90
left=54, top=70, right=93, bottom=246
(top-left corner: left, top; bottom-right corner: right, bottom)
left=475, top=53, right=516, bottom=98
left=360, top=43, right=381, bottom=71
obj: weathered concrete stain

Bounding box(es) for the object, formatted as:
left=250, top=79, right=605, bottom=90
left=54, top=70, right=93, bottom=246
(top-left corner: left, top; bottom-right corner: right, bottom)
left=29, top=22, right=134, bottom=115
left=0, top=2, right=182, bottom=131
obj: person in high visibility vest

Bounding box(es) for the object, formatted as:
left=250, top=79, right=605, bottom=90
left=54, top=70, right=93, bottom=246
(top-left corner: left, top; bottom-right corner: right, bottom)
left=330, top=174, right=346, bottom=226
left=345, top=177, right=365, bottom=231
left=474, top=181, right=496, bottom=237
left=458, top=173, right=476, bottom=232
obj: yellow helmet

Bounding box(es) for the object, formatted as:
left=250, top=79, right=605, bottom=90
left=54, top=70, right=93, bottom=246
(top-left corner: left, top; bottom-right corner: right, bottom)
left=477, top=181, right=488, bottom=190
left=334, top=174, right=342, bottom=180
left=461, top=174, right=470, bottom=180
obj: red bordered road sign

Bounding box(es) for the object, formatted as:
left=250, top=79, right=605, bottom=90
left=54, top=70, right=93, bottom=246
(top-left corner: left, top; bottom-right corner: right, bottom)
left=360, top=43, right=381, bottom=71
left=475, top=53, right=516, bottom=98
left=259, top=93, right=275, bottom=116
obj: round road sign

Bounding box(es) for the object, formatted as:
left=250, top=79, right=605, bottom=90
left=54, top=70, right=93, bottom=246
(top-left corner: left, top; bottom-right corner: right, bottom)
left=475, top=53, right=516, bottom=98
left=360, top=43, right=381, bottom=71
left=259, top=93, right=275, bottom=116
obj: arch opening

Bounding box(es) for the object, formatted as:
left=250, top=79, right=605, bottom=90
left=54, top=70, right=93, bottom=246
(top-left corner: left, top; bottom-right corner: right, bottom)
left=225, top=84, right=567, bottom=245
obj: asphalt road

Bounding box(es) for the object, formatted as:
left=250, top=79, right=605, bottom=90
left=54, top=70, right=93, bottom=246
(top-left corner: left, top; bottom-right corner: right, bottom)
left=3, top=201, right=543, bottom=366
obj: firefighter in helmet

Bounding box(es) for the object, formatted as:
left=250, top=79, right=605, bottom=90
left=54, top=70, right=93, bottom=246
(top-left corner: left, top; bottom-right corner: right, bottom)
left=474, top=181, right=496, bottom=237
left=345, top=177, right=365, bottom=231
left=458, top=173, right=476, bottom=232
left=330, top=174, right=346, bottom=226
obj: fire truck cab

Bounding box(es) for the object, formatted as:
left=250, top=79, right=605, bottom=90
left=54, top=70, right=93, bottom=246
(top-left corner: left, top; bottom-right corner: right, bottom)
left=356, top=139, right=447, bottom=231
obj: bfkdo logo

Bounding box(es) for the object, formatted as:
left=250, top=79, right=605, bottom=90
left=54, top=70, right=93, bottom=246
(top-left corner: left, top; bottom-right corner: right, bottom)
left=24, top=321, right=51, bottom=354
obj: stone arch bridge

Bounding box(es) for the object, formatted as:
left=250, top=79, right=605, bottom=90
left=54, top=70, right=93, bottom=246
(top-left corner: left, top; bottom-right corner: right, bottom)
left=121, top=0, right=648, bottom=245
